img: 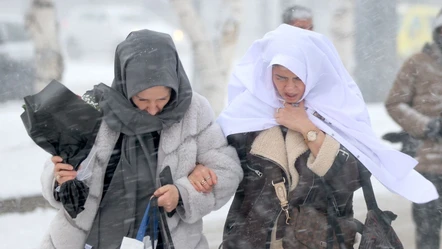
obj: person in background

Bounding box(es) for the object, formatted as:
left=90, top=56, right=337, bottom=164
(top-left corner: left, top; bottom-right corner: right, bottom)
left=282, top=5, right=314, bottom=30
left=385, top=8, right=442, bottom=249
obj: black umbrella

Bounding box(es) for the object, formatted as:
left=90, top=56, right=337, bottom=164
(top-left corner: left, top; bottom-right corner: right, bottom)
left=21, top=80, right=102, bottom=218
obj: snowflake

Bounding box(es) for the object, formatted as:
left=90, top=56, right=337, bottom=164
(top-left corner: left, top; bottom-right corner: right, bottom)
left=82, top=94, right=100, bottom=111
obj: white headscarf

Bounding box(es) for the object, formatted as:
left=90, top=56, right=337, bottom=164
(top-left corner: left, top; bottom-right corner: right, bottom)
left=217, top=24, right=438, bottom=204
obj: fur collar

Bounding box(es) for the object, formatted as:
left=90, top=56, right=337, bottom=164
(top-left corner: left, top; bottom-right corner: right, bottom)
left=250, top=126, right=308, bottom=190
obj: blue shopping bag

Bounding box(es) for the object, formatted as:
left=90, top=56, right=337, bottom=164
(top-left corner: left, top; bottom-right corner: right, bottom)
left=120, top=197, right=158, bottom=249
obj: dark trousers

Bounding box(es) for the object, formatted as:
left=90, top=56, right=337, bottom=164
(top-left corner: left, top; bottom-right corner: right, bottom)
left=413, top=173, right=442, bottom=249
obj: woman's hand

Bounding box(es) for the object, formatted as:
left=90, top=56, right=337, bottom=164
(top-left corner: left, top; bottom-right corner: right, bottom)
left=274, top=101, right=314, bottom=133
left=52, top=156, right=77, bottom=186
left=154, top=184, right=179, bottom=212
left=188, top=164, right=218, bottom=193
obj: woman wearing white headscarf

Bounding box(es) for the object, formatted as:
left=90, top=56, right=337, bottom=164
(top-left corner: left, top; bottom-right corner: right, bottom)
left=217, top=25, right=438, bottom=249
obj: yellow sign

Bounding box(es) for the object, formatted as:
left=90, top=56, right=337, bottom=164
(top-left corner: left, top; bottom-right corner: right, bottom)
left=397, top=4, right=439, bottom=60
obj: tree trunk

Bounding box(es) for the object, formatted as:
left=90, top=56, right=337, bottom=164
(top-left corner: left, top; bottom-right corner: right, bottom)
left=329, top=0, right=355, bottom=75
left=170, top=0, right=242, bottom=115
left=218, top=0, right=242, bottom=84
left=25, top=0, right=64, bottom=91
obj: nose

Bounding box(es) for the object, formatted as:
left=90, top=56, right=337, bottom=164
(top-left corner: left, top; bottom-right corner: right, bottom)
left=142, top=103, right=160, bottom=116
left=146, top=106, right=160, bottom=116
left=285, top=82, right=297, bottom=91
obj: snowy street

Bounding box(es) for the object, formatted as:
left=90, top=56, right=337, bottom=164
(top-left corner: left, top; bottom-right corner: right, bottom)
left=0, top=58, right=434, bottom=249
left=1, top=0, right=441, bottom=247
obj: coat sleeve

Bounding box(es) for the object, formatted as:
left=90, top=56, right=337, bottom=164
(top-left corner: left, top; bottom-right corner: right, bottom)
left=306, top=135, right=360, bottom=194
left=222, top=133, right=249, bottom=236
left=306, top=137, right=362, bottom=215
left=174, top=97, right=243, bottom=224
left=41, top=157, right=63, bottom=209
left=385, top=54, right=431, bottom=138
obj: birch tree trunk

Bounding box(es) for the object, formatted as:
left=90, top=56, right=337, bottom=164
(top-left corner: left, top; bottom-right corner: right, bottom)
left=170, top=0, right=242, bottom=115
left=329, top=0, right=355, bottom=75
left=354, top=0, right=397, bottom=102
left=25, top=0, right=64, bottom=91
left=218, top=0, right=242, bottom=82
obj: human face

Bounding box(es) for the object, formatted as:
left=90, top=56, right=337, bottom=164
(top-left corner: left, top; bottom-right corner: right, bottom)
left=272, top=65, right=306, bottom=104
left=291, top=18, right=313, bottom=30
left=131, top=86, right=172, bottom=116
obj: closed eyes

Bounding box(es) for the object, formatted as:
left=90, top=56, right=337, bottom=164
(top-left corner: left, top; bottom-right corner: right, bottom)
left=276, top=74, right=301, bottom=81
left=135, top=95, right=169, bottom=102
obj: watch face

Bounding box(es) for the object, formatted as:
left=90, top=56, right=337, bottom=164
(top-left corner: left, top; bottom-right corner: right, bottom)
left=307, top=131, right=318, bottom=141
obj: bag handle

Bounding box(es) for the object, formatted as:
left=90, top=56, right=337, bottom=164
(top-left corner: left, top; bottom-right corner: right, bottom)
left=158, top=206, right=175, bottom=249
left=320, top=162, right=381, bottom=249
left=135, top=197, right=176, bottom=249
left=357, top=164, right=379, bottom=211
left=270, top=166, right=346, bottom=248
left=272, top=177, right=291, bottom=225
left=320, top=177, right=348, bottom=249
left=135, top=196, right=158, bottom=248
left=137, top=134, right=175, bottom=248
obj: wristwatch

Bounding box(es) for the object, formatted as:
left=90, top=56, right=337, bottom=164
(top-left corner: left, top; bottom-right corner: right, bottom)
left=305, top=130, right=319, bottom=142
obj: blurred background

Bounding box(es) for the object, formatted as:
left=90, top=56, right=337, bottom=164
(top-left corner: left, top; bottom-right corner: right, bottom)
left=0, top=0, right=440, bottom=105
left=0, top=0, right=441, bottom=248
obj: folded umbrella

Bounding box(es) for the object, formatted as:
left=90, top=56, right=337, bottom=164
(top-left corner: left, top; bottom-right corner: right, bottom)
left=21, top=79, right=102, bottom=218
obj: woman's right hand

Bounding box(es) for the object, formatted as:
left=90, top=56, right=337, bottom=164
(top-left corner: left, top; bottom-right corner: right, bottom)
left=52, top=156, right=77, bottom=186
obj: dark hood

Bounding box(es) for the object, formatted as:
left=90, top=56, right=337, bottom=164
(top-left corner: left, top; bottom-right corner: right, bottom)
left=95, top=29, right=193, bottom=135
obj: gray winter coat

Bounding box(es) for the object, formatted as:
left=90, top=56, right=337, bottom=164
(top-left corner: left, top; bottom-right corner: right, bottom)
left=39, top=93, right=242, bottom=249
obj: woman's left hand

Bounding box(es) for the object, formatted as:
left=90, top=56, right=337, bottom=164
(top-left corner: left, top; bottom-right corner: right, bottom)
left=188, top=164, right=218, bottom=193
left=154, top=184, right=180, bottom=212
left=275, top=100, right=313, bottom=133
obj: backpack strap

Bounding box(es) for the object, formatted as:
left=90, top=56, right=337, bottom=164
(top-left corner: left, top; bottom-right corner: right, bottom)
left=357, top=163, right=379, bottom=211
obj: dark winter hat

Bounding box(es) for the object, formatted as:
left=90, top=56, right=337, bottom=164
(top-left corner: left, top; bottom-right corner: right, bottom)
left=433, top=9, right=442, bottom=46
left=282, top=5, right=313, bottom=24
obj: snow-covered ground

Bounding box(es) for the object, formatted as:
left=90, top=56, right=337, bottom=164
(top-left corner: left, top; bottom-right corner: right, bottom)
left=0, top=59, right=404, bottom=249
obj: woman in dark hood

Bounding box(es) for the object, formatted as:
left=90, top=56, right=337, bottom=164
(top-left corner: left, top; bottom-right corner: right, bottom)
left=40, top=29, right=242, bottom=249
